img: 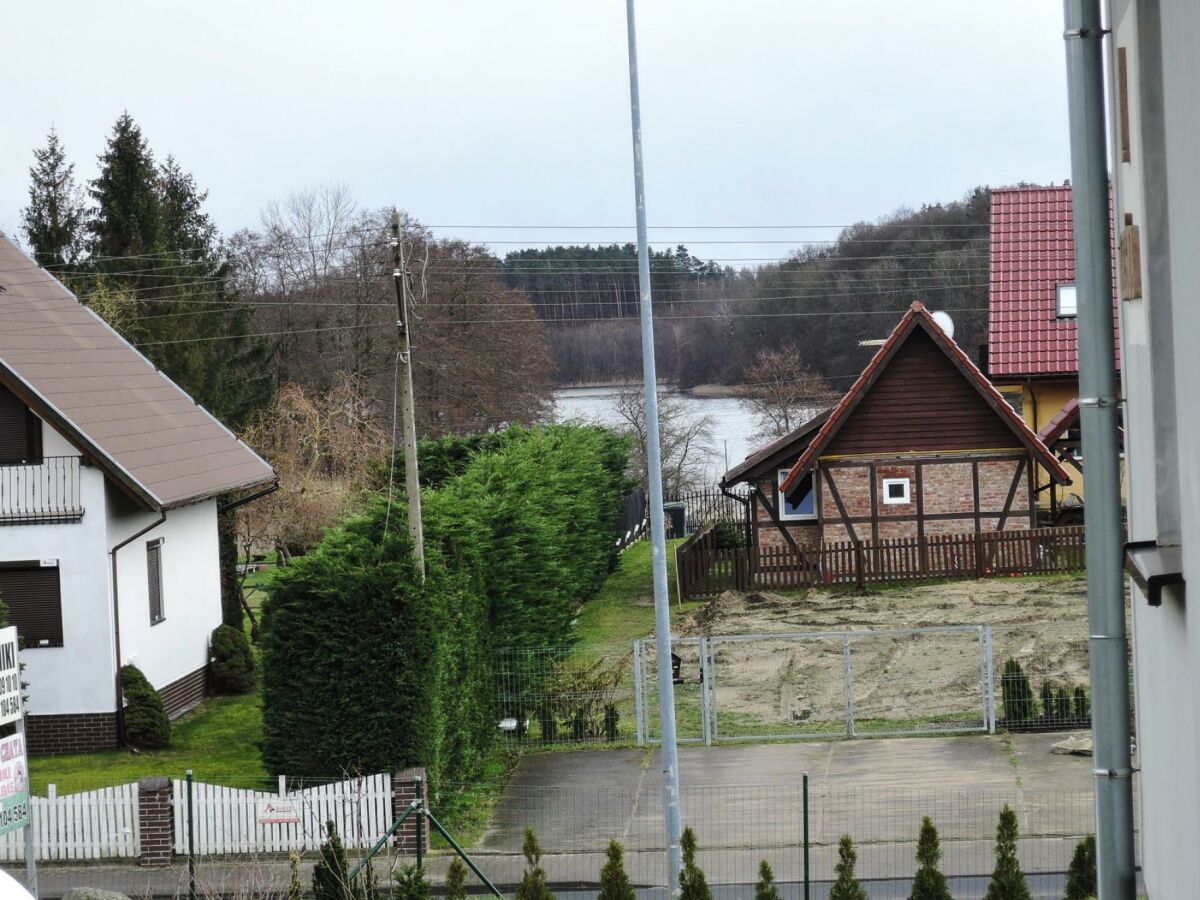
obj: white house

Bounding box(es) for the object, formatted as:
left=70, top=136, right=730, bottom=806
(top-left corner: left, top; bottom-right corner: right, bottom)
left=0, top=234, right=275, bottom=754
left=1106, top=0, right=1199, bottom=895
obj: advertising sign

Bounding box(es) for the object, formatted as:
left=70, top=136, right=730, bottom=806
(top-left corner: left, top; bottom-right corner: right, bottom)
left=0, top=628, right=22, bottom=728
left=257, top=799, right=301, bottom=825
left=0, top=734, right=29, bottom=836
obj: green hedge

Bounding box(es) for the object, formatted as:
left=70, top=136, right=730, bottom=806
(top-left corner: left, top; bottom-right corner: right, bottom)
left=261, top=424, right=630, bottom=786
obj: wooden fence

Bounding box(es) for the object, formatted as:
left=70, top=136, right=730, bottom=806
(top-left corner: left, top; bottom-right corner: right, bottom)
left=677, top=525, right=1086, bottom=601
left=0, top=783, right=139, bottom=861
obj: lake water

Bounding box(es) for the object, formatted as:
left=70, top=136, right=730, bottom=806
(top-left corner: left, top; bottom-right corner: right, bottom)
left=553, top=386, right=761, bottom=481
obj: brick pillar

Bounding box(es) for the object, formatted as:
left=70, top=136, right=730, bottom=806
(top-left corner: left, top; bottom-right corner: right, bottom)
left=138, top=777, right=174, bottom=867
left=391, top=768, right=429, bottom=853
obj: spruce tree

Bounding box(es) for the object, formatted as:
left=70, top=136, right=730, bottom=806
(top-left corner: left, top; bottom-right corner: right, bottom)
left=89, top=112, right=162, bottom=265
left=312, top=821, right=361, bottom=900
left=909, top=817, right=952, bottom=900
left=445, top=857, right=468, bottom=900
left=516, top=828, right=554, bottom=900
left=1001, top=660, right=1036, bottom=723
left=983, top=806, right=1031, bottom=900
left=21, top=128, right=87, bottom=268
left=679, top=827, right=713, bottom=900
left=754, top=859, right=781, bottom=900
left=393, top=863, right=431, bottom=900
left=829, top=835, right=869, bottom=900
left=1063, top=835, right=1096, bottom=900
left=598, top=840, right=635, bottom=900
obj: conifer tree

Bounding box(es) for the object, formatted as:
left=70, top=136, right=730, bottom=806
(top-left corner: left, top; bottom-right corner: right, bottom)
left=983, top=806, right=1031, bottom=900
left=445, top=857, right=468, bottom=900
left=312, top=821, right=361, bottom=900
left=679, top=827, right=713, bottom=900
left=89, top=112, right=162, bottom=265
left=21, top=128, right=87, bottom=268
left=516, top=828, right=554, bottom=900
left=393, top=863, right=431, bottom=900
left=909, top=817, right=952, bottom=900
left=1063, top=835, right=1096, bottom=900
left=829, top=835, right=869, bottom=900
left=287, top=851, right=304, bottom=900
left=598, top=840, right=635, bottom=900
left=754, top=859, right=782, bottom=900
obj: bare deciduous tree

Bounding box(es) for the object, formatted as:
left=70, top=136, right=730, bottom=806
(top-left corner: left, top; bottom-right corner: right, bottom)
left=612, top=387, right=715, bottom=497
left=742, top=345, right=837, bottom=441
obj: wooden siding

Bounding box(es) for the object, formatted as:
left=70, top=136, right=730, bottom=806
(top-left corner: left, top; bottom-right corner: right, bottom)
left=825, top=328, right=1022, bottom=456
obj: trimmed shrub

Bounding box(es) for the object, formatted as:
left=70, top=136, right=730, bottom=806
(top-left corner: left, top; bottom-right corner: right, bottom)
left=829, top=835, right=868, bottom=900
left=1055, top=688, right=1072, bottom=720
left=679, top=827, right=713, bottom=900
left=598, top=840, right=635, bottom=900
left=604, top=704, right=620, bottom=742
left=516, top=828, right=554, bottom=900
left=754, top=860, right=782, bottom=900
left=909, top=817, right=952, bottom=900
left=445, top=858, right=468, bottom=900
left=984, top=805, right=1031, bottom=900
left=210, top=624, right=256, bottom=694
left=393, top=864, right=431, bottom=900
left=713, top=520, right=746, bottom=549
left=287, top=851, right=304, bottom=900
left=1063, top=835, right=1096, bottom=900
left=120, top=664, right=170, bottom=749
left=1001, top=660, right=1036, bottom=723
left=1073, top=685, right=1090, bottom=719
left=313, top=821, right=360, bottom=900
left=1039, top=682, right=1055, bottom=720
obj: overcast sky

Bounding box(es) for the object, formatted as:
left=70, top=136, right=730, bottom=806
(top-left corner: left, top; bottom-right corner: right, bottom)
left=2, top=1, right=1072, bottom=262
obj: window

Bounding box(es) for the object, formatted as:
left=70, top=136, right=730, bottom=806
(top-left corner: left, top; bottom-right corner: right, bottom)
left=0, top=561, right=63, bottom=648
left=0, top=383, right=42, bottom=466
left=777, top=469, right=817, bottom=521
left=147, top=539, right=164, bottom=625
left=1056, top=283, right=1078, bottom=318
left=882, top=478, right=911, bottom=505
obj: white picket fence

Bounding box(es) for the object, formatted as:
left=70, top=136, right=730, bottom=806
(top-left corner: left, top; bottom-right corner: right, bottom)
left=172, top=774, right=393, bottom=855
left=0, top=783, right=139, bottom=862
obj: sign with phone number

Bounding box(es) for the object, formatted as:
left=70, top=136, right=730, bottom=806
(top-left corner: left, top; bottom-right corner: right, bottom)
left=0, top=734, right=29, bottom=836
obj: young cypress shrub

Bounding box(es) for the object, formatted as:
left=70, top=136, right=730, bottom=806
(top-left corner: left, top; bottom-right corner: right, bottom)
left=754, top=859, right=782, bottom=900
left=516, top=828, right=554, bottom=900
left=829, top=835, right=869, bottom=900
left=120, top=664, right=170, bottom=749
left=210, top=623, right=256, bottom=694
left=909, top=817, right=952, bottom=900
left=1063, top=835, right=1096, bottom=900
left=393, top=864, right=431, bottom=900
left=445, top=858, right=468, bottom=900
left=1001, top=660, right=1036, bottom=723
left=1055, top=688, right=1073, bottom=721
left=598, top=839, right=636, bottom=900
left=679, top=827, right=713, bottom=900
left=287, top=850, right=304, bottom=900
left=312, top=821, right=360, bottom=900
left=1039, top=682, right=1055, bottom=721
left=983, top=805, right=1031, bottom=900
left=1072, top=685, right=1090, bottom=719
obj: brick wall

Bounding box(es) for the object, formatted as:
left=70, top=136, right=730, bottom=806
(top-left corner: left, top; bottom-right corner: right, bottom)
left=26, top=712, right=118, bottom=755
left=159, top=665, right=209, bottom=719
left=392, top=768, right=429, bottom=853
left=753, top=476, right=819, bottom=549
left=138, top=777, right=174, bottom=867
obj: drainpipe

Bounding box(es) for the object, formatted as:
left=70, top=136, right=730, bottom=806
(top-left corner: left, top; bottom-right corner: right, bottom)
left=1062, top=2, right=1137, bottom=898
left=109, top=510, right=166, bottom=745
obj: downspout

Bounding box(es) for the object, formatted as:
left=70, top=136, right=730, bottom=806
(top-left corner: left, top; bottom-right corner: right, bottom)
left=109, top=510, right=166, bottom=746
left=1062, top=2, right=1137, bottom=898
left=1028, top=377, right=1052, bottom=518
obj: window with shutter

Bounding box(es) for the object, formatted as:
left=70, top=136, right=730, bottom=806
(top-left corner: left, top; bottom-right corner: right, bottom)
left=0, top=383, right=41, bottom=465
left=0, top=562, right=64, bottom=648
left=147, top=540, right=164, bottom=625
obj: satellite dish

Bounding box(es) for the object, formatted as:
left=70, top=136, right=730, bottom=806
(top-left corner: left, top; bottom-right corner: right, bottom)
left=931, top=311, right=955, bottom=339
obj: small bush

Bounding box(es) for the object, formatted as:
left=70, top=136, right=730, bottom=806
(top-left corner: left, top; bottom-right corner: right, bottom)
left=120, top=664, right=170, bottom=749
left=679, top=827, right=713, bottom=900
left=984, top=805, right=1031, bottom=900
left=1040, top=682, right=1055, bottom=719
left=445, top=858, right=468, bottom=900
left=713, top=520, right=746, bottom=549
left=393, top=863, right=431, bottom=900
left=287, top=851, right=304, bottom=900
left=1063, top=835, right=1096, bottom=900
left=1055, top=688, right=1072, bottom=720
left=210, top=623, right=257, bottom=694
left=1073, top=685, right=1090, bottom=719
left=516, top=828, right=554, bottom=900
left=754, top=859, right=781, bottom=900
left=1001, top=660, right=1036, bottom=723
left=598, top=840, right=635, bottom=900
left=313, top=821, right=361, bottom=900
left=909, top=817, right=951, bottom=900
left=604, top=704, right=620, bottom=742
left=829, top=835, right=868, bottom=900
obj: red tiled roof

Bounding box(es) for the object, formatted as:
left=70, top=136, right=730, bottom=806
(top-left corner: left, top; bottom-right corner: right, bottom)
left=986, top=185, right=1119, bottom=378
left=781, top=301, right=1071, bottom=493
left=1037, top=397, right=1080, bottom=443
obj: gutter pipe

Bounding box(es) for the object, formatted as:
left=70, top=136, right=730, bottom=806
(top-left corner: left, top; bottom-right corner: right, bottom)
left=1061, top=2, right=1137, bottom=897
left=217, top=481, right=279, bottom=515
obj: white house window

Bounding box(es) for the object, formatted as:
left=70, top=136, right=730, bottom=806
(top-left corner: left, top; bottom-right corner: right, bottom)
left=1056, top=283, right=1078, bottom=318
left=147, top=539, right=164, bottom=625
left=0, top=561, right=63, bottom=648
left=882, top=477, right=911, bottom=505
left=777, top=469, right=816, bottom=521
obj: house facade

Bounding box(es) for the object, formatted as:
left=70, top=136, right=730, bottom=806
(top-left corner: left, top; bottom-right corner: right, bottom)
left=722, top=302, right=1069, bottom=554
left=1105, top=0, right=1199, bottom=893
left=0, top=235, right=275, bottom=754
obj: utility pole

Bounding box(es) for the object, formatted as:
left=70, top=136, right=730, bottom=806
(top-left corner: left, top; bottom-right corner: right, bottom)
left=1061, top=1, right=1136, bottom=897
left=623, top=2, right=684, bottom=895
left=391, top=211, right=426, bottom=578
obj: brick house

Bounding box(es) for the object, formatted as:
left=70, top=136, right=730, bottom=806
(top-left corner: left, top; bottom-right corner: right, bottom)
left=0, top=234, right=275, bottom=754
left=722, top=302, right=1070, bottom=553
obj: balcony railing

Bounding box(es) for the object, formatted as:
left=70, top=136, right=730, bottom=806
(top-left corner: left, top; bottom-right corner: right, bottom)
left=0, top=456, right=85, bottom=525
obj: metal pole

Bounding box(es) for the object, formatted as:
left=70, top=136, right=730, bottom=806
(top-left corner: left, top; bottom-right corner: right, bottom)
left=842, top=634, right=855, bottom=738
left=414, top=775, right=424, bottom=870
left=802, top=771, right=810, bottom=900
left=633, top=640, right=645, bottom=747
left=1061, top=2, right=1137, bottom=897
left=623, top=2, right=684, bottom=893
left=18, top=716, right=36, bottom=899
left=186, top=769, right=196, bottom=900
left=390, top=212, right=426, bottom=578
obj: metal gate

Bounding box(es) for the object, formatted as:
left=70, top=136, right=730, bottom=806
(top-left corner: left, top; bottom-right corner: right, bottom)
left=634, top=625, right=995, bottom=745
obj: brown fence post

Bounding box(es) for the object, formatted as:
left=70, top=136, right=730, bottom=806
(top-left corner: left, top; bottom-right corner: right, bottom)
left=137, top=777, right=174, bottom=867
left=392, top=768, right=429, bottom=853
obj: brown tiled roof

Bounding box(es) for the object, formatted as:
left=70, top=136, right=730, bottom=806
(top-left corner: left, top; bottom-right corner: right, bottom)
left=781, top=301, right=1071, bottom=493
left=720, top=409, right=830, bottom=487
left=0, top=235, right=275, bottom=509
